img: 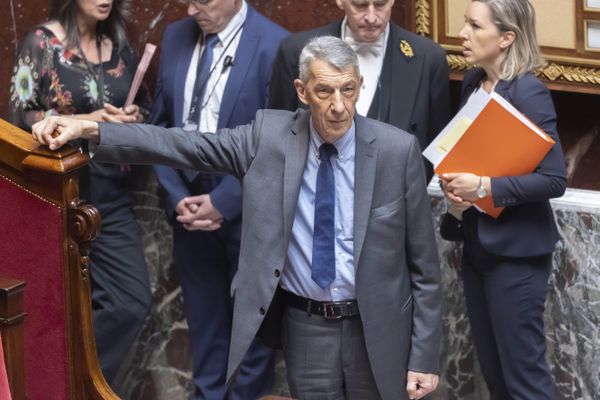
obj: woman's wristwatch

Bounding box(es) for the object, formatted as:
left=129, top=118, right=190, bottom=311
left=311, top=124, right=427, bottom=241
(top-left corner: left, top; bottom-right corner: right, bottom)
left=476, top=176, right=488, bottom=199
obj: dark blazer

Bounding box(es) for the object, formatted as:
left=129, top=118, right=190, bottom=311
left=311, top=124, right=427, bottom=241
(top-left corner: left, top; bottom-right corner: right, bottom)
left=150, top=8, right=288, bottom=220
left=440, top=68, right=567, bottom=257
left=268, top=20, right=451, bottom=159
left=93, top=109, right=443, bottom=400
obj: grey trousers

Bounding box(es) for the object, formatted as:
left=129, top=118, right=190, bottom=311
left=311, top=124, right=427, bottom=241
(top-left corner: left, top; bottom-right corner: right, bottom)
left=281, top=307, right=382, bottom=400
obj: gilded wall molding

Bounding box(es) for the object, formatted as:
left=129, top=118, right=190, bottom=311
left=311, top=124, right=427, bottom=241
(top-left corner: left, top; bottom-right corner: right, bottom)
left=446, top=54, right=471, bottom=72
left=415, top=0, right=431, bottom=36
left=446, top=53, right=600, bottom=88
left=541, top=63, right=600, bottom=85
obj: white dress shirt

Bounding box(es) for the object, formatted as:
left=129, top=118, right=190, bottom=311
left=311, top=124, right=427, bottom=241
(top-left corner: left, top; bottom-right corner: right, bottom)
left=182, top=1, right=247, bottom=132
left=341, top=17, right=389, bottom=117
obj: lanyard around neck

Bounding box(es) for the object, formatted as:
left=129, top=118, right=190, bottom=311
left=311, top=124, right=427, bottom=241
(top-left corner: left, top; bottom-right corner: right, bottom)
left=186, top=22, right=245, bottom=127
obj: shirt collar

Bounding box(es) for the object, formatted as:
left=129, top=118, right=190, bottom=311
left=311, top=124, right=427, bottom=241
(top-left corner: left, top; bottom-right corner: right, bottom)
left=309, top=118, right=355, bottom=163
left=203, top=0, right=247, bottom=45
left=340, top=16, right=389, bottom=53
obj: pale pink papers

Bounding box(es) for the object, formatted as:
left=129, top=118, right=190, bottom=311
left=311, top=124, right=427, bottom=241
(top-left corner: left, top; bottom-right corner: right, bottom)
left=124, top=43, right=157, bottom=108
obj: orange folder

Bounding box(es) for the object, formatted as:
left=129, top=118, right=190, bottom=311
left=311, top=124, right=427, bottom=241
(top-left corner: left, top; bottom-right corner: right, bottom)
left=435, top=97, right=555, bottom=218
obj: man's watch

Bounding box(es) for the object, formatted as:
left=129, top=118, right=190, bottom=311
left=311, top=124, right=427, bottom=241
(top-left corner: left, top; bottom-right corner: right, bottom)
left=476, top=176, right=487, bottom=199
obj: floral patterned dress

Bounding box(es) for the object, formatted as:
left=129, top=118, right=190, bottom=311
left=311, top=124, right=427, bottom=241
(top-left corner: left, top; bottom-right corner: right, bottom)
left=8, top=25, right=151, bottom=382
left=9, top=26, right=140, bottom=128
left=8, top=24, right=148, bottom=210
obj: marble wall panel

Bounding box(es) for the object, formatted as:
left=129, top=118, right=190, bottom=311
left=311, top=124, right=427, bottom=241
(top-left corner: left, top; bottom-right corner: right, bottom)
left=429, top=190, right=600, bottom=400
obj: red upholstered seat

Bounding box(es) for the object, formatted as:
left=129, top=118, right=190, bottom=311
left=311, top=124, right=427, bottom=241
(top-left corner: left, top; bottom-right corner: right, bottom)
left=0, top=174, right=69, bottom=399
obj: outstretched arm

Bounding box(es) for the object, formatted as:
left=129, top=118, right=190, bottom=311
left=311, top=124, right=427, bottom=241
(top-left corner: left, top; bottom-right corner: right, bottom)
left=32, top=111, right=263, bottom=180
left=32, top=116, right=100, bottom=149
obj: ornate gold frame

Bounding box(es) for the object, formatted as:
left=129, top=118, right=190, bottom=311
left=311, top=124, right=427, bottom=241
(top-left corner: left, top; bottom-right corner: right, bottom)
left=414, top=0, right=600, bottom=94
left=584, top=20, right=600, bottom=52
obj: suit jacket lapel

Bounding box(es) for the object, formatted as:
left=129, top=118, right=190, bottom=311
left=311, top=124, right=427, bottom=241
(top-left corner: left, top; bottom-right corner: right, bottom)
left=460, top=68, right=512, bottom=106
left=283, top=111, right=310, bottom=244
left=320, top=19, right=343, bottom=37
left=353, top=116, right=377, bottom=267
left=460, top=68, right=486, bottom=107
left=493, top=79, right=512, bottom=102
left=218, top=7, right=259, bottom=128
left=388, top=24, right=424, bottom=131
left=367, top=34, right=393, bottom=121
left=174, top=20, right=200, bottom=127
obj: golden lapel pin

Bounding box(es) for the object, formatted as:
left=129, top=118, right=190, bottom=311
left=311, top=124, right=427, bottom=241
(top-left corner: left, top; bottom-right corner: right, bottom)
left=400, top=40, right=414, bottom=59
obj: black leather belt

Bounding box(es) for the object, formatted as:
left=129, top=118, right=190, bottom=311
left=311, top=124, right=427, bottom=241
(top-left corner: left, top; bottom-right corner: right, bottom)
left=282, top=289, right=359, bottom=320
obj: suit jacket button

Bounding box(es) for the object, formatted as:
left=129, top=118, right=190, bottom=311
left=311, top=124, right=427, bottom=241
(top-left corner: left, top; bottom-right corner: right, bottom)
left=274, top=269, right=280, bottom=278
left=259, top=307, right=266, bottom=315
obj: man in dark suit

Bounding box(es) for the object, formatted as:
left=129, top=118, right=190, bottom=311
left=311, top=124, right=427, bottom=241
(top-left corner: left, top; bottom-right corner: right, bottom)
left=33, top=36, right=442, bottom=400
left=149, top=0, right=288, bottom=398
left=269, top=0, right=450, bottom=181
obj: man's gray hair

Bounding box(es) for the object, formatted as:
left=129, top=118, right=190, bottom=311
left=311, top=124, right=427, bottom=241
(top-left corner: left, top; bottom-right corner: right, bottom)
left=298, top=35, right=360, bottom=83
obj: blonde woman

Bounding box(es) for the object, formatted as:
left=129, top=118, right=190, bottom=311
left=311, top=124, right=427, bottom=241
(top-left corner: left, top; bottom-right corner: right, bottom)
left=440, top=1, right=566, bottom=399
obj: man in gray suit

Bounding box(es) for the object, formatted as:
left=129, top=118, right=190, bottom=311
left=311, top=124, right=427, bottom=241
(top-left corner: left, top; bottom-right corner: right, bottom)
left=33, top=36, right=442, bottom=400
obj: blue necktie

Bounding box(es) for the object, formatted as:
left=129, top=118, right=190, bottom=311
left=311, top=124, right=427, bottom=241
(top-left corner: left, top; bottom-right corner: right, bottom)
left=188, top=34, right=219, bottom=126
left=184, top=34, right=219, bottom=182
left=312, top=143, right=338, bottom=289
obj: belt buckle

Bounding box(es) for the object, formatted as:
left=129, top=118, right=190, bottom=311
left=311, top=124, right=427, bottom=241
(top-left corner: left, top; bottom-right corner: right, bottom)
left=322, top=303, right=343, bottom=320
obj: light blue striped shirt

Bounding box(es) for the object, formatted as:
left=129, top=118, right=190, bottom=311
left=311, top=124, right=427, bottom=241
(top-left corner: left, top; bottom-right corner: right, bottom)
left=281, top=120, right=356, bottom=302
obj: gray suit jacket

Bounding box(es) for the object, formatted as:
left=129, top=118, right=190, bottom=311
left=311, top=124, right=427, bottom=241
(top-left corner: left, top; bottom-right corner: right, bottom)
left=94, top=109, right=442, bottom=400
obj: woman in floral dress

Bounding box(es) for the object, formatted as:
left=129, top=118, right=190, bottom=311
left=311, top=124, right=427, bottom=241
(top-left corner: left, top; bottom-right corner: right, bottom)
left=8, top=0, right=151, bottom=386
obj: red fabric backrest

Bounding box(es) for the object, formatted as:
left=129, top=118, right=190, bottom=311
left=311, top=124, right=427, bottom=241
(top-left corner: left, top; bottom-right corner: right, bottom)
left=0, top=332, right=12, bottom=400
left=0, top=174, right=69, bottom=399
